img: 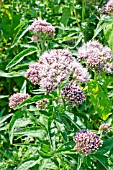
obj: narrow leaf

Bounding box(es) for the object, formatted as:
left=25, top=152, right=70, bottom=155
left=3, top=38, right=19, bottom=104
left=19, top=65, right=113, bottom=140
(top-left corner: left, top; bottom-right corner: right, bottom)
left=11, top=22, right=28, bottom=48
left=16, top=94, right=51, bottom=109
left=0, top=70, right=25, bottom=78
left=6, top=47, right=37, bottom=70
left=93, top=154, right=109, bottom=170
left=9, top=110, right=24, bottom=144
left=0, top=95, right=9, bottom=99
left=0, top=113, right=13, bottom=126
left=97, top=137, right=113, bottom=154
left=17, top=159, right=41, bottom=170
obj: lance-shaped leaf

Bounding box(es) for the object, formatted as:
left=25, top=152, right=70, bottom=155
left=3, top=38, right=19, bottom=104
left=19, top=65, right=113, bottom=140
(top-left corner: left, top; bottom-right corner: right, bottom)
left=0, top=70, right=25, bottom=78
left=9, top=110, right=24, bottom=144
left=11, top=21, right=28, bottom=48
left=97, top=137, right=113, bottom=154
left=16, top=94, right=51, bottom=109
left=6, top=47, right=37, bottom=70
left=0, top=113, right=13, bottom=127
left=93, top=154, right=109, bottom=170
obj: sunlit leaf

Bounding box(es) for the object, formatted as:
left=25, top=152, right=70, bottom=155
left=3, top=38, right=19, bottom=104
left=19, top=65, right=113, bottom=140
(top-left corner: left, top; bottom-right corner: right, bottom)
left=6, top=47, right=37, bottom=70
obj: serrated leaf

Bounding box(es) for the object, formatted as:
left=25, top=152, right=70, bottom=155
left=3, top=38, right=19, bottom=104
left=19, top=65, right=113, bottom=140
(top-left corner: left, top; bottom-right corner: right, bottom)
left=6, top=47, right=37, bottom=70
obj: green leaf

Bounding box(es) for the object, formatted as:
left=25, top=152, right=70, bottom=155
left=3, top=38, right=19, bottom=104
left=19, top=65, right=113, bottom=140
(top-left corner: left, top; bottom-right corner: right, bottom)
left=104, top=22, right=113, bottom=52
left=39, top=150, right=55, bottom=158
left=0, top=113, right=13, bottom=127
left=106, top=30, right=113, bottom=52
left=14, top=128, right=46, bottom=138
left=92, top=19, right=106, bottom=39
left=93, top=154, right=109, bottom=170
left=15, top=117, right=32, bottom=128
left=92, top=16, right=111, bottom=40
left=9, top=110, right=24, bottom=144
left=63, top=112, right=84, bottom=129
left=60, top=6, right=70, bottom=26
left=11, top=21, right=28, bottom=48
left=17, top=94, right=51, bottom=109
left=20, top=80, right=27, bottom=94
left=56, top=141, right=75, bottom=153
left=39, top=159, right=57, bottom=170
left=17, top=158, right=41, bottom=170
left=97, top=138, right=113, bottom=154
left=0, top=70, right=25, bottom=78
left=6, top=47, right=37, bottom=70
left=0, top=95, right=9, bottom=99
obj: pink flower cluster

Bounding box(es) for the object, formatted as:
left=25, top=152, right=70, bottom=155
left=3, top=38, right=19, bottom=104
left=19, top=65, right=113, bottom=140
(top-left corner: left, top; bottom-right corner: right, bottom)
left=61, top=82, right=85, bottom=105
left=26, top=49, right=90, bottom=92
left=28, top=18, right=55, bottom=39
left=36, top=99, right=48, bottom=110
left=106, top=0, right=113, bottom=13
left=73, top=129, right=103, bottom=155
left=77, top=40, right=113, bottom=72
left=9, top=93, right=30, bottom=109
left=104, top=62, right=113, bottom=74
left=99, top=124, right=110, bottom=133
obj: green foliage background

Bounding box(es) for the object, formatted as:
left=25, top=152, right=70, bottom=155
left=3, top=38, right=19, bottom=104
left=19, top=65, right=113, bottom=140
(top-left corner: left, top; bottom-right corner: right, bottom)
left=0, top=0, right=113, bottom=169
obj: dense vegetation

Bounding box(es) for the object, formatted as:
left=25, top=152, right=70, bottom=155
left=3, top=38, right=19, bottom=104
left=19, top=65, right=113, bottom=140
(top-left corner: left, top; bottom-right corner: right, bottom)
left=0, top=0, right=113, bottom=169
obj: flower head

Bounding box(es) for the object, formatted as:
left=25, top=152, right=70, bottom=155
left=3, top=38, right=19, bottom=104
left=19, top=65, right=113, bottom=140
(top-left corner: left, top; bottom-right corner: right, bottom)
left=104, top=62, right=113, bottom=74
left=31, top=35, right=39, bottom=41
left=99, top=124, right=110, bottom=133
left=36, top=99, right=48, bottom=110
left=28, top=18, right=55, bottom=38
left=9, top=93, right=30, bottom=109
left=77, top=40, right=113, bottom=72
left=106, top=0, right=113, bottom=13
left=61, top=82, right=85, bottom=105
left=73, top=129, right=103, bottom=155
left=26, top=49, right=90, bottom=92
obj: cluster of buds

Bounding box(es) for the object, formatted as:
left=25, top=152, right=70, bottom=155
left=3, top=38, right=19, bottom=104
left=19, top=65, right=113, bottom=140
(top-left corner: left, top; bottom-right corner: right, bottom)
left=9, top=93, right=30, bottom=109
left=61, top=82, right=85, bottom=105
left=31, top=35, right=39, bottom=42
left=99, top=124, right=110, bottom=133
left=26, top=49, right=90, bottom=92
left=106, top=0, right=113, bottom=13
left=73, top=129, right=103, bottom=155
left=36, top=99, right=48, bottom=110
left=104, top=62, right=113, bottom=74
left=28, top=18, right=55, bottom=40
left=77, top=40, right=113, bottom=72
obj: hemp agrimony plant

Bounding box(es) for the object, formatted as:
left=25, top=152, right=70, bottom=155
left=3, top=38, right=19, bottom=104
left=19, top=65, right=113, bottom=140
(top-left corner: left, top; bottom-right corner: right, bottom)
left=0, top=1, right=113, bottom=169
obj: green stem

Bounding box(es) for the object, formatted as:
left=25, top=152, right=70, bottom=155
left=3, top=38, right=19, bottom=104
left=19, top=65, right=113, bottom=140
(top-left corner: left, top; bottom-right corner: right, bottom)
left=82, top=0, right=85, bottom=23
left=11, top=0, right=14, bottom=28
left=77, top=155, right=84, bottom=170
left=37, top=41, right=41, bottom=57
